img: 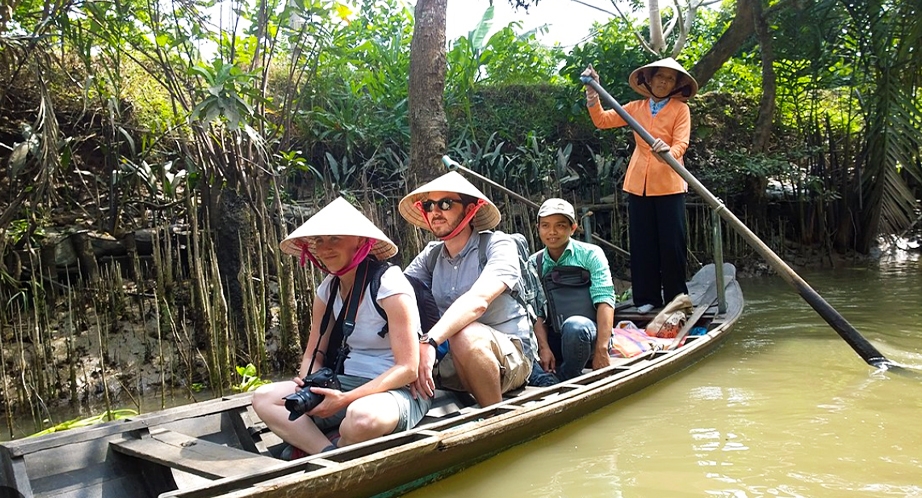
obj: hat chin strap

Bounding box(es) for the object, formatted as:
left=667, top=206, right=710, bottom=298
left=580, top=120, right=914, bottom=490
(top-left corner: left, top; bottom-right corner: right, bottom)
left=299, top=238, right=375, bottom=275
left=639, top=73, right=687, bottom=100
left=415, top=198, right=486, bottom=241
left=643, top=81, right=686, bottom=101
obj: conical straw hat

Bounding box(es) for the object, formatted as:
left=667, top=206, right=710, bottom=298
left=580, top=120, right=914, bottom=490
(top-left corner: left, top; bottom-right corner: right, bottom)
left=629, top=57, right=698, bottom=101
left=280, top=197, right=398, bottom=261
left=398, top=171, right=501, bottom=231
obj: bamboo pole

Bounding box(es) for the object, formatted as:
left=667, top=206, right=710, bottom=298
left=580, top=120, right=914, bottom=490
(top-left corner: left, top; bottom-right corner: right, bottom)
left=582, top=76, right=901, bottom=372
left=441, top=157, right=631, bottom=258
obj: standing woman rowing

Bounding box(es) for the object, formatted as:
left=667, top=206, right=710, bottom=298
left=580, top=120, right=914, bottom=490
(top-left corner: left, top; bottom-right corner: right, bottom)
left=582, top=58, right=699, bottom=314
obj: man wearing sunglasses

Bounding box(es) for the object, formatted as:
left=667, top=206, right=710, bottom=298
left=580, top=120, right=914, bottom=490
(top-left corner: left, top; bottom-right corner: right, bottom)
left=399, top=172, right=536, bottom=407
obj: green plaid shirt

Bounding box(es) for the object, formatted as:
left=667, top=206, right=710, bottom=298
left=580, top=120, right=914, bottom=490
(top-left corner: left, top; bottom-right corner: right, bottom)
left=528, top=239, right=617, bottom=318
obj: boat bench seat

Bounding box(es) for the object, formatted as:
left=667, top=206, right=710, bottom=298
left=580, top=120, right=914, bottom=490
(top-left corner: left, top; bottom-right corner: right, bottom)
left=110, top=428, right=279, bottom=480
left=418, top=389, right=478, bottom=424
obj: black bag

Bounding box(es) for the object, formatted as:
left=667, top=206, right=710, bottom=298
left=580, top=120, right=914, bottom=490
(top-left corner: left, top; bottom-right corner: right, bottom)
left=368, top=261, right=447, bottom=359
left=537, top=252, right=597, bottom=333
left=369, top=262, right=442, bottom=338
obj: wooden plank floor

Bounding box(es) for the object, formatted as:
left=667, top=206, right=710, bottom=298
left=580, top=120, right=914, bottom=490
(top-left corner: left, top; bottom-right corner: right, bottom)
left=110, top=429, right=279, bottom=480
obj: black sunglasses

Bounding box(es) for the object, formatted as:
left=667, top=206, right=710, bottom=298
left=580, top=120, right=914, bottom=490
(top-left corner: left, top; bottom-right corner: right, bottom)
left=421, top=197, right=463, bottom=212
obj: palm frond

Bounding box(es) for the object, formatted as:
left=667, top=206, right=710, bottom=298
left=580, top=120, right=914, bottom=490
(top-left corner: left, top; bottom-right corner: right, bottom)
left=850, top=0, right=922, bottom=248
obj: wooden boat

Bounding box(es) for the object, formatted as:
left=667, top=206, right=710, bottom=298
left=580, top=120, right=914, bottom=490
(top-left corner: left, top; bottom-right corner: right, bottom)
left=0, top=263, right=742, bottom=498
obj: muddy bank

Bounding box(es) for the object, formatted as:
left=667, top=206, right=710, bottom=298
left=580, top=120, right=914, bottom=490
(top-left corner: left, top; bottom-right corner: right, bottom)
left=2, top=236, right=900, bottom=431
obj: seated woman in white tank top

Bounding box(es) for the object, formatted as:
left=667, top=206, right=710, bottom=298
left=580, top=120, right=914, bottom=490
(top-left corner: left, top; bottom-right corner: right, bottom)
left=252, top=197, right=431, bottom=457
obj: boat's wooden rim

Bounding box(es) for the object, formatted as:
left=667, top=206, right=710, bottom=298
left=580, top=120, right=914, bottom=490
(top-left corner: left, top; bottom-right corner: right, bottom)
left=0, top=264, right=743, bottom=498
left=161, top=301, right=741, bottom=498
left=159, top=265, right=744, bottom=497
left=1, top=394, right=257, bottom=458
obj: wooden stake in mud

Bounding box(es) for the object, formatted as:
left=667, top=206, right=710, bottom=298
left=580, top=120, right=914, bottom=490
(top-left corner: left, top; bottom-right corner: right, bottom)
left=580, top=75, right=901, bottom=372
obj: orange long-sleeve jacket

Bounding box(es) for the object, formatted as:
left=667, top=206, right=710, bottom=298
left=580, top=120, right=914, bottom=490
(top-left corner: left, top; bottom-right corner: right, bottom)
left=588, top=98, right=690, bottom=196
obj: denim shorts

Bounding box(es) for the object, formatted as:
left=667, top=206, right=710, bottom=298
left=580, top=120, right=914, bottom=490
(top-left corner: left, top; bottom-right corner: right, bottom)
left=313, top=375, right=431, bottom=433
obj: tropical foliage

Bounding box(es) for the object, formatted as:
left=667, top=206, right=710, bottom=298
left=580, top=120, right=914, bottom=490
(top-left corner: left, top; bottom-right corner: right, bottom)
left=0, top=0, right=919, bottom=413
left=28, top=409, right=139, bottom=437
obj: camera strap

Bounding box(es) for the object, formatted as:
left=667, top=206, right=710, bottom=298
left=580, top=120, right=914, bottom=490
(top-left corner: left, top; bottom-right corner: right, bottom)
left=317, top=278, right=339, bottom=346
left=320, top=258, right=375, bottom=374
left=306, top=276, right=339, bottom=375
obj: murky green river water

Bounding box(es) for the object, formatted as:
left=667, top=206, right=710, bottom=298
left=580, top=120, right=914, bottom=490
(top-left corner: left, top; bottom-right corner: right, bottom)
left=4, top=254, right=919, bottom=497
left=407, top=254, right=922, bottom=498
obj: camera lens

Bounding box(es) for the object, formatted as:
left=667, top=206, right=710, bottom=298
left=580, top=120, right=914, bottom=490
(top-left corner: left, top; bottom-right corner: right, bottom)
left=283, top=388, right=323, bottom=421
left=282, top=368, right=338, bottom=421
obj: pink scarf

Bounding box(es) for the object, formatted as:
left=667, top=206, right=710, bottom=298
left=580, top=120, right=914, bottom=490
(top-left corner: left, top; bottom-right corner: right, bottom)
left=299, top=238, right=375, bottom=275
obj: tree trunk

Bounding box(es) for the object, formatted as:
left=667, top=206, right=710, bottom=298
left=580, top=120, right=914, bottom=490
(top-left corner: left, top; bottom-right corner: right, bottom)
left=691, top=0, right=757, bottom=88
left=72, top=232, right=99, bottom=282
left=831, top=116, right=855, bottom=251
left=751, top=0, right=776, bottom=154
left=648, top=0, right=665, bottom=54
left=215, top=187, right=254, bottom=340
left=856, top=129, right=885, bottom=254
left=408, top=0, right=448, bottom=185
left=735, top=0, right=777, bottom=223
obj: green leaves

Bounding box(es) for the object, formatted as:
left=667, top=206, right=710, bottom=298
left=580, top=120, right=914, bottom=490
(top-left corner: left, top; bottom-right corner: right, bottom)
left=325, top=152, right=357, bottom=186
left=276, top=150, right=321, bottom=179
left=843, top=0, right=922, bottom=246
left=561, top=17, right=651, bottom=101
left=29, top=409, right=139, bottom=437
left=447, top=5, right=562, bottom=92
left=188, top=60, right=257, bottom=131
left=232, top=363, right=271, bottom=392
left=446, top=6, right=563, bottom=144
left=468, top=4, right=495, bottom=51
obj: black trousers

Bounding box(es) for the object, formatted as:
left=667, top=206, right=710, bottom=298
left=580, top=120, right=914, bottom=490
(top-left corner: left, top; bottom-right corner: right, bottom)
left=628, top=192, right=688, bottom=308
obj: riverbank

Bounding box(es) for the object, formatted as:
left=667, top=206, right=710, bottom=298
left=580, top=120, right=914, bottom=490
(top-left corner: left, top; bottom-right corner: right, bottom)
left=0, top=238, right=915, bottom=437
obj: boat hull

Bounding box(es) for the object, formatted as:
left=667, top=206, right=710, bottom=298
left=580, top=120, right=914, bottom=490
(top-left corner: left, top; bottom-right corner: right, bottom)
left=1, top=263, right=742, bottom=498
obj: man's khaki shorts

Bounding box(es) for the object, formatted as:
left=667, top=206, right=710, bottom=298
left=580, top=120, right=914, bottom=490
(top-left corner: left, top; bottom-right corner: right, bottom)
left=435, top=326, right=532, bottom=394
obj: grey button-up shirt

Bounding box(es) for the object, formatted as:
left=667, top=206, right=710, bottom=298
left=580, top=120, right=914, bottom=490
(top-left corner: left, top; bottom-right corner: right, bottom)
left=405, top=231, right=536, bottom=360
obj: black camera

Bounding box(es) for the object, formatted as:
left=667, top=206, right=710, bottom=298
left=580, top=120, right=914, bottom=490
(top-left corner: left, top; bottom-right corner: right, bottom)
left=282, top=367, right=341, bottom=421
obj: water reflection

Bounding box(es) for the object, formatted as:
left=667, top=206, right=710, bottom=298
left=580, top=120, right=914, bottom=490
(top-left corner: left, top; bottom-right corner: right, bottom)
left=408, top=255, right=922, bottom=498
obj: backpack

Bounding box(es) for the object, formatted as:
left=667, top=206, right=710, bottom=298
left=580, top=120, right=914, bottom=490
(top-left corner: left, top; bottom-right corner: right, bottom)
left=535, top=250, right=596, bottom=332
left=367, top=261, right=443, bottom=339
left=426, top=230, right=541, bottom=323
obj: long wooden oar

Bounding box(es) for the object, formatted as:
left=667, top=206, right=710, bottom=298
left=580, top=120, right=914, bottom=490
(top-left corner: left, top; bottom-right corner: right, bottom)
left=581, top=76, right=897, bottom=371
left=441, top=156, right=631, bottom=258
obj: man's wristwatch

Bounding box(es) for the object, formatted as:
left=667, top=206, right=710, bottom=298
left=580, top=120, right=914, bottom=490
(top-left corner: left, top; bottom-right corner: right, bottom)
left=419, top=333, right=438, bottom=348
